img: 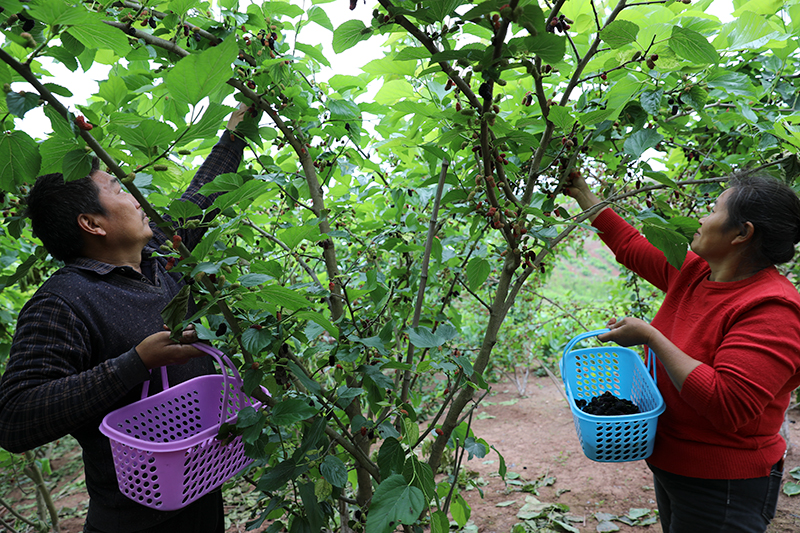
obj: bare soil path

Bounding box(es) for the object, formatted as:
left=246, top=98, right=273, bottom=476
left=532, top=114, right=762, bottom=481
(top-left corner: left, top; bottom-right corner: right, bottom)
left=456, top=375, right=800, bottom=533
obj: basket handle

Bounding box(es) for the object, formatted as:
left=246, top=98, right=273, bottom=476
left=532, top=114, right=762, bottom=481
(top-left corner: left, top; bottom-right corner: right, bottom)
left=140, top=366, right=169, bottom=399
left=139, top=343, right=243, bottom=423
left=560, top=328, right=657, bottom=384
left=559, top=329, right=609, bottom=377
left=192, top=343, right=242, bottom=423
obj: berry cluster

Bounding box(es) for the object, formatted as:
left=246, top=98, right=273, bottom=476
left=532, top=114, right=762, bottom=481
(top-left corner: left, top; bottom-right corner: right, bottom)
left=575, top=391, right=640, bottom=416
left=547, top=14, right=572, bottom=33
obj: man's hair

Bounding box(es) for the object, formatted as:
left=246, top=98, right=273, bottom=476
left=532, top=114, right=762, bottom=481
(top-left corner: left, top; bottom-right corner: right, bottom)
left=25, top=158, right=103, bottom=262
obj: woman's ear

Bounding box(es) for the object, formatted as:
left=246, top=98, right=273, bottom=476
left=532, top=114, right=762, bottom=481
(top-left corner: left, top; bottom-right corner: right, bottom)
left=732, top=221, right=754, bottom=244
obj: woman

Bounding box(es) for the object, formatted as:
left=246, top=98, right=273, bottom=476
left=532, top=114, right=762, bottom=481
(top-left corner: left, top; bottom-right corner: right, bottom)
left=566, top=171, right=800, bottom=532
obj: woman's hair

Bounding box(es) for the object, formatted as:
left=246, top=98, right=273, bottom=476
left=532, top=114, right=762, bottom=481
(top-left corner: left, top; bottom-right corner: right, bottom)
left=724, top=172, right=800, bottom=265
left=25, top=158, right=103, bottom=263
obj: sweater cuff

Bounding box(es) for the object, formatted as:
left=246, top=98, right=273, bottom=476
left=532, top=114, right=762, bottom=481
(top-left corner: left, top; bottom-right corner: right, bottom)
left=680, top=363, right=715, bottom=407
left=217, top=129, right=247, bottom=152
left=111, top=348, right=151, bottom=391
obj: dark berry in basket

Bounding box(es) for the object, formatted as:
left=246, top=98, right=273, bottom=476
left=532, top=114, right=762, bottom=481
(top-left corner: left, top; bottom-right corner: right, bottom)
left=576, top=391, right=640, bottom=416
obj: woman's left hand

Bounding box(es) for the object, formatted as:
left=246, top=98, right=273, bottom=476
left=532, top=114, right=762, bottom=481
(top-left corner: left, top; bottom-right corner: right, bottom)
left=598, top=317, right=654, bottom=347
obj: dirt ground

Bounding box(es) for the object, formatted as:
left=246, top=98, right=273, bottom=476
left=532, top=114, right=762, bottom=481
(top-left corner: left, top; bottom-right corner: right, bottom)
left=454, top=375, right=800, bottom=533
left=4, top=375, right=800, bottom=533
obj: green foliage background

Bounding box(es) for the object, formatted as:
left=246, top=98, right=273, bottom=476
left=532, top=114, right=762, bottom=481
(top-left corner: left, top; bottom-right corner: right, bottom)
left=0, top=0, right=799, bottom=531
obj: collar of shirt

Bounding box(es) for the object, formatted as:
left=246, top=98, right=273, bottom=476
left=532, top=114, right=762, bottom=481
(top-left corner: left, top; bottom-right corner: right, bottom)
left=67, top=254, right=157, bottom=284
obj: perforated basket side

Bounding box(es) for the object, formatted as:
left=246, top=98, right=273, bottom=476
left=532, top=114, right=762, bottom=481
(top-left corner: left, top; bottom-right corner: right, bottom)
left=101, top=376, right=228, bottom=450
left=107, top=441, right=185, bottom=509
left=178, top=435, right=253, bottom=509
left=575, top=415, right=659, bottom=462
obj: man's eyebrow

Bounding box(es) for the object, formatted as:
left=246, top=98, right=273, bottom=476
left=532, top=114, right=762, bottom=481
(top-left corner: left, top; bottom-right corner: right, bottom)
left=110, top=177, right=121, bottom=187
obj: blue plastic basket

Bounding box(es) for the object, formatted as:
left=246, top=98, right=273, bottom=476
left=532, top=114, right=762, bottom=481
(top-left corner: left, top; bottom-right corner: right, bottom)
left=560, top=329, right=665, bottom=462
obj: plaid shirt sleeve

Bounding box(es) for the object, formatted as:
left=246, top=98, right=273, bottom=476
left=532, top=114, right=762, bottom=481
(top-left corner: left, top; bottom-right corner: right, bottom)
left=0, top=130, right=245, bottom=452
left=0, top=292, right=146, bottom=452
left=150, top=130, right=247, bottom=251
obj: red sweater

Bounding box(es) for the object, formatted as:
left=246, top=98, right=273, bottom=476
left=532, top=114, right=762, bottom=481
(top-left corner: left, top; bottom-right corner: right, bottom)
left=593, top=209, right=800, bottom=479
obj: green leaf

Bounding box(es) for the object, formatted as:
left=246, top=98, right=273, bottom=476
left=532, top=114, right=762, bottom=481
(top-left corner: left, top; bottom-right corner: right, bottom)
left=491, top=445, right=507, bottom=481
left=601, top=20, right=640, bottom=49
left=682, top=85, right=709, bottom=109
left=365, top=474, right=425, bottom=533
left=451, top=493, right=471, bottom=527
left=294, top=310, right=338, bottom=337
left=378, top=437, right=405, bottom=479
left=6, top=92, right=41, bottom=118
left=166, top=36, right=237, bottom=106
left=67, top=19, right=130, bottom=56
left=270, top=398, right=319, bottom=425
left=110, top=119, right=176, bottom=154
left=212, top=180, right=269, bottom=212
left=239, top=273, right=271, bottom=287
left=307, top=5, right=333, bottom=31
left=198, top=172, right=243, bottom=194
left=98, top=74, right=129, bottom=110
left=278, top=225, right=319, bottom=249
left=287, top=361, right=322, bottom=395
left=332, top=20, right=372, bottom=54
left=466, top=257, right=490, bottom=291
left=0, top=131, right=41, bottom=189
left=161, top=284, right=191, bottom=339
left=43, top=104, right=74, bottom=138
left=42, top=83, right=73, bottom=98
left=783, top=481, right=800, bottom=496
left=262, top=1, right=304, bottom=18
left=243, top=366, right=264, bottom=396
left=395, top=47, right=431, bottom=62
left=180, top=103, right=232, bottom=145
left=403, top=454, right=436, bottom=506
left=235, top=406, right=261, bottom=428
left=640, top=90, right=663, bottom=116
left=579, top=107, right=614, bottom=126
left=298, top=482, right=323, bottom=532
left=641, top=222, right=688, bottom=270
left=669, top=26, right=719, bottom=64
left=39, top=137, right=78, bottom=174
left=528, top=34, right=566, bottom=64
left=241, top=326, right=274, bottom=354
left=28, top=0, right=93, bottom=26
left=727, top=10, right=781, bottom=50
left=257, top=284, right=309, bottom=311
left=320, top=455, right=348, bottom=487
left=169, top=0, right=200, bottom=13
left=295, top=43, right=331, bottom=68
left=257, top=458, right=307, bottom=492
left=62, top=149, right=92, bottom=183
left=548, top=105, right=574, bottom=130
left=623, top=128, right=664, bottom=158
left=406, top=324, right=457, bottom=349
left=430, top=510, right=449, bottom=533
left=428, top=0, right=464, bottom=20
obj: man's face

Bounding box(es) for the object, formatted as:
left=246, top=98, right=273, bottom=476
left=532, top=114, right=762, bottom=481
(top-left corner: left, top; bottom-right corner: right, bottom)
left=90, top=171, right=153, bottom=249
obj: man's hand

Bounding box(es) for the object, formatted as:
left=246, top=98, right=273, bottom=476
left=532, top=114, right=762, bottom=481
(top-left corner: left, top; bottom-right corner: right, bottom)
left=226, top=102, right=249, bottom=131
left=135, top=325, right=206, bottom=369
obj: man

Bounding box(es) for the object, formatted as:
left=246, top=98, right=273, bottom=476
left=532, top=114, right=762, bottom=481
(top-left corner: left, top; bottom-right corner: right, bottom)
left=0, top=105, right=248, bottom=532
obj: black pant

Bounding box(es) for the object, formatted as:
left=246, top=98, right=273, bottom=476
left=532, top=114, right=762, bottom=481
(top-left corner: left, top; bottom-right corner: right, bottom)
left=649, top=461, right=783, bottom=533
left=84, top=490, right=225, bottom=533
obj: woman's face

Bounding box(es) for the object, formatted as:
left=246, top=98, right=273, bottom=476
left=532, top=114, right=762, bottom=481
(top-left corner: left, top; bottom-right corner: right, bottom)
left=691, top=189, right=743, bottom=262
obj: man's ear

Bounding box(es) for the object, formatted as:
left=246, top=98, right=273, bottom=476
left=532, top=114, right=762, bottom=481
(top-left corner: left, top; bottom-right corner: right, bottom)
left=77, top=213, right=107, bottom=237
left=732, top=221, right=754, bottom=245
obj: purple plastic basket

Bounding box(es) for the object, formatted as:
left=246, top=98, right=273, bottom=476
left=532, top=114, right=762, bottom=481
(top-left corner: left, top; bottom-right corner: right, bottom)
left=100, top=343, right=265, bottom=511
